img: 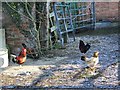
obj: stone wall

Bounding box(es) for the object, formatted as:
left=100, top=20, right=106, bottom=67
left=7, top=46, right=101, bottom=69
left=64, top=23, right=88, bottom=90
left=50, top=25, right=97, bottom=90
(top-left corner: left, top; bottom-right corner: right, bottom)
left=6, top=25, right=25, bottom=54
left=2, top=10, right=27, bottom=55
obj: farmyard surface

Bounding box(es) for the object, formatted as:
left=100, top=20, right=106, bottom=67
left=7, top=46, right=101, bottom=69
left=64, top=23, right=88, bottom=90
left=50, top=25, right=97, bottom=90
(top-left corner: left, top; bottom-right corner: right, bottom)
left=0, top=30, right=120, bottom=89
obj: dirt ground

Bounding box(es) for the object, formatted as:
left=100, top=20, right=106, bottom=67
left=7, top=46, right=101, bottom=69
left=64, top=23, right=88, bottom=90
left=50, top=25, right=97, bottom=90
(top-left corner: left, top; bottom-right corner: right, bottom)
left=0, top=27, right=120, bottom=89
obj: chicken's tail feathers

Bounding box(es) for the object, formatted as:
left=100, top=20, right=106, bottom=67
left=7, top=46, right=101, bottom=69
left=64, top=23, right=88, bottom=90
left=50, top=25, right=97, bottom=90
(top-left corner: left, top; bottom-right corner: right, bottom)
left=12, top=57, right=17, bottom=63
left=10, top=54, right=17, bottom=63
left=79, top=40, right=85, bottom=53
left=10, top=54, right=16, bottom=58
left=79, top=40, right=85, bottom=45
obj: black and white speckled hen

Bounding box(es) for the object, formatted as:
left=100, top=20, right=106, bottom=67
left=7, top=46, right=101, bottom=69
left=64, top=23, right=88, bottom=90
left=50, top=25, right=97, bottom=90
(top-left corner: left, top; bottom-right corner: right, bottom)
left=79, top=40, right=90, bottom=55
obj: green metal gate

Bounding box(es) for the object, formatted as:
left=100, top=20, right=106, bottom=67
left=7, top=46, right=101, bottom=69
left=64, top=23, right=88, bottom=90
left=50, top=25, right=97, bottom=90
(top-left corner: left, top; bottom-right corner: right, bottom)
left=49, top=2, right=96, bottom=47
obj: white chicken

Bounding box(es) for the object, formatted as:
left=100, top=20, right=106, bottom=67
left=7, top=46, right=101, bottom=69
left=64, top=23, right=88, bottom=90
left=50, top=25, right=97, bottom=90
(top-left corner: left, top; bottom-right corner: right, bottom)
left=81, top=51, right=99, bottom=68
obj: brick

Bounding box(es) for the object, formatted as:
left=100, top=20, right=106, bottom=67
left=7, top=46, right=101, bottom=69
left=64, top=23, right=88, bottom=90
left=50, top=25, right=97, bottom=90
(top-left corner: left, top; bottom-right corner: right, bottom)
left=95, top=2, right=119, bottom=21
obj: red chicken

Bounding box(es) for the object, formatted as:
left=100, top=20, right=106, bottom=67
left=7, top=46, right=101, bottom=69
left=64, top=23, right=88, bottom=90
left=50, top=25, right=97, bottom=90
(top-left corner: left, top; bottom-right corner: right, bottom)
left=79, top=40, right=90, bottom=54
left=12, top=43, right=27, bottom=65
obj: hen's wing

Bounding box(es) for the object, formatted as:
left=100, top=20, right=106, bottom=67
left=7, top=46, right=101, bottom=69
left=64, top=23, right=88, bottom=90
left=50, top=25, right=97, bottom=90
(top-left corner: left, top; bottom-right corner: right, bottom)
left=86, top=57, right=99, bottom=67
left=79, top=40, right=85, bottom=53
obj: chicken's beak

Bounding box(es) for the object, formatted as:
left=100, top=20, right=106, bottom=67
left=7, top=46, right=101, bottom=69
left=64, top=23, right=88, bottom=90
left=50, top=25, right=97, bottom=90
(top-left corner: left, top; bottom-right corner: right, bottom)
left=96, top=52, right=99, bottom=56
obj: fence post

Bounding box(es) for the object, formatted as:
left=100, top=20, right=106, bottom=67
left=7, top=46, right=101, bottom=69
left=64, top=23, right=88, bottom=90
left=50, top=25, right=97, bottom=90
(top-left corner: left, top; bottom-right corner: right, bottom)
left=91, top=1, right=96, bottom=30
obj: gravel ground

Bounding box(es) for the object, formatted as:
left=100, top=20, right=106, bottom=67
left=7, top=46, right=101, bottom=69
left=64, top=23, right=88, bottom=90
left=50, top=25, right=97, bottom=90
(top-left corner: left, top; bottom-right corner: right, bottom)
left=0, top=32, right=120, bottom=89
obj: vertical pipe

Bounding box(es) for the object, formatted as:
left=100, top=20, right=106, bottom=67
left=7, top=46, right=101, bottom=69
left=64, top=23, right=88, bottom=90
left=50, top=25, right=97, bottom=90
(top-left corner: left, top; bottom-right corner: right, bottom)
left=0, top=1, right=2, bottom=28
left=69, top=3, right=75, bottom=41
left=46, top=1, right=50, bottom=49
left=62, top=3, right=69, bottom=43
left=92, top=1, right=96, bottom=30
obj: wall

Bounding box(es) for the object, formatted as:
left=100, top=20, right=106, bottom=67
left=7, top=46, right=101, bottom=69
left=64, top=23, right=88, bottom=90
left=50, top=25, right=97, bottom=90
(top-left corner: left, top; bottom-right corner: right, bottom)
left=2, top=10, right=26, bottom=55
left=95, top=2, right=119, bottom=21
left=2, top=2, right=119, bottom=54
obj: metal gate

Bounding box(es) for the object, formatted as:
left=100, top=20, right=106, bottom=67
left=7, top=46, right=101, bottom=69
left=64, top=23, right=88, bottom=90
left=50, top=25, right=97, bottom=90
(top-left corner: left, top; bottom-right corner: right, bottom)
left=49, top=2, right=96, bottom=47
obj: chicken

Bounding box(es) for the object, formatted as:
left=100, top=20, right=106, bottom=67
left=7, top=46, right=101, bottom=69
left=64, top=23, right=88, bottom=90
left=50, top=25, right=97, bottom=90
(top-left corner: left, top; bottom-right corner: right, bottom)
left=81, top=51, right=99, bottom=75
left=79, top=40, right=90, bottom=55
left=12, top=43, right=27, bottom=65
left=81, top=51, right=99, bottom=68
